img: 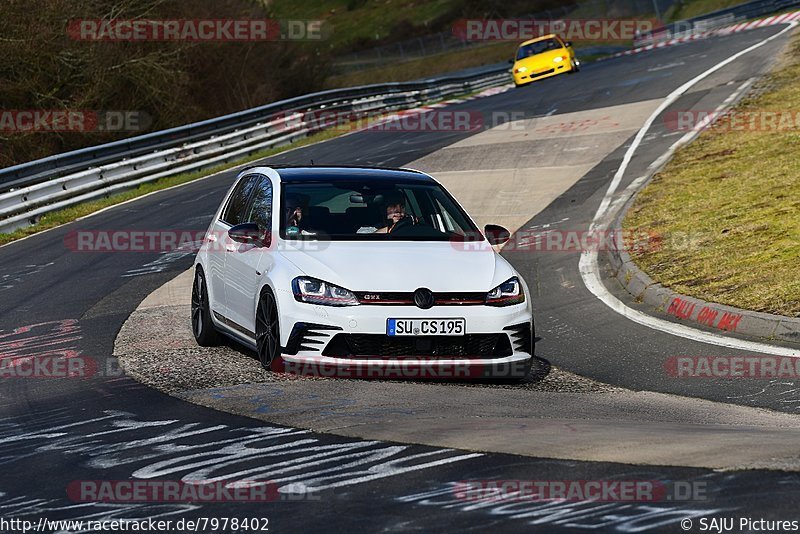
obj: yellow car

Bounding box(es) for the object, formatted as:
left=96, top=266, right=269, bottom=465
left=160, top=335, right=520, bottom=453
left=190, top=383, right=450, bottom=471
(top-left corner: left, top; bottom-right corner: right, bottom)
left=511, top=34, right=579, bottom=87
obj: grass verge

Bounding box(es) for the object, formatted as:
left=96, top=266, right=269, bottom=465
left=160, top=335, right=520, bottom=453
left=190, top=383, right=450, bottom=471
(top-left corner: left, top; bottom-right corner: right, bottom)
left=326, top=41, right=517, bottom=88
left=623, top=30, right=800, bottom=317
left=664, top=0, right=749, bottom=22
left=267, top=0, right=461, bottom=51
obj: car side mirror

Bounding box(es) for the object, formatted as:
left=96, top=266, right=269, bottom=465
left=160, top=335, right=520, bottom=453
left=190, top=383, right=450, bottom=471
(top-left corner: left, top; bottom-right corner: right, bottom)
left=564, top=41, right=573, bottom=47
left=485, top=224, right=510, bottom=245
left=229, top=222, right=266, bottom=246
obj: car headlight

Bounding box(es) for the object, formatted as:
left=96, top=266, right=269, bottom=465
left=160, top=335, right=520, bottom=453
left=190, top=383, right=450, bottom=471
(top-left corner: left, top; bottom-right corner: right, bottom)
left=553, top=56, right=565, bottom=63
left=292, top=277, right=359, bottom=307
left=514, top=66, right=528, bottom=73
left=486, top=277, right=525, bottom=307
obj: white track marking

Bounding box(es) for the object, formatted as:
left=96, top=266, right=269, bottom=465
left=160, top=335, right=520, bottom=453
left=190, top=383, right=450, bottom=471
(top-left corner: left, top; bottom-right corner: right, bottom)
left=646, top=77, right=757, bottom=173
left=580, top=22, right=800, bottom=357
left=601, top=77, right=757, bottom=220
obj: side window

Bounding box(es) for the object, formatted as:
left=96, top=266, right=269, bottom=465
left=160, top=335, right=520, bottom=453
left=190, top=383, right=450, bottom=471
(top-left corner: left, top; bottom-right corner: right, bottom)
left=245, top=175, right=273, bottom=231
left=221, top=175, right=258, bottom=226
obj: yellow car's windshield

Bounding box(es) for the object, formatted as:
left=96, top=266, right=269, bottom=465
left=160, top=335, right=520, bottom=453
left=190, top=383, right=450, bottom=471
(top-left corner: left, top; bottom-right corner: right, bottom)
left=516, top=38, right=562, bottom=60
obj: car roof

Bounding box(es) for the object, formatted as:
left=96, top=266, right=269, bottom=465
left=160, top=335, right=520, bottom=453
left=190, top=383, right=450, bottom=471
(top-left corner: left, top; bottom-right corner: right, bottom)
left=267, top=165, right=435, bottom=184
left=518, top=34, right=561, bottom=47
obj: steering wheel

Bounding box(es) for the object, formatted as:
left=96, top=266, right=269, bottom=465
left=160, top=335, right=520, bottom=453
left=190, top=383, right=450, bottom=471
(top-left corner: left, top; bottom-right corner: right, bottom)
left=387, top=215, right=415, bottom=233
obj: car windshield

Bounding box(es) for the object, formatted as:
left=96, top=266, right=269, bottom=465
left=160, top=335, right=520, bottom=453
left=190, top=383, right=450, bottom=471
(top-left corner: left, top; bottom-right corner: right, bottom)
left=516, top=38, right=562, bottom=59
left=280, top=180, right=479, bottom=241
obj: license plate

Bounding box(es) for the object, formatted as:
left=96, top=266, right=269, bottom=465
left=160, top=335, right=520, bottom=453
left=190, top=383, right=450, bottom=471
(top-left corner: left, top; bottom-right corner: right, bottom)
left=387, top=318, right=465, bottom=336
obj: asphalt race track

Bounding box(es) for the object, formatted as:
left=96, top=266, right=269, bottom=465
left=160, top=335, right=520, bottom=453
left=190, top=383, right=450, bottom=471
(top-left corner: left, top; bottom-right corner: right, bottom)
left=1, top=24, right=799, bottom=532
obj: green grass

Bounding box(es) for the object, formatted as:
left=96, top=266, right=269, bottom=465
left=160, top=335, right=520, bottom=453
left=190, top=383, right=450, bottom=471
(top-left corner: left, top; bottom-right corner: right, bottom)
left=665, top=0, right=749, bottom=22
left=266, top=0, right=461, bottom=50
left=0, top=127, right=346, bottom=246
left=326, top=41, right=517, bottom=87
left=623, top=33, right=800, bottom=317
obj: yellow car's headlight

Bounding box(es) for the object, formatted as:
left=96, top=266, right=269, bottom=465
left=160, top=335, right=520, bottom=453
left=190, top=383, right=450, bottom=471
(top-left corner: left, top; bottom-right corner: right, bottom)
left=514, top=66, right=528, bottom=73
left=553, top=56, right=565, bottom=63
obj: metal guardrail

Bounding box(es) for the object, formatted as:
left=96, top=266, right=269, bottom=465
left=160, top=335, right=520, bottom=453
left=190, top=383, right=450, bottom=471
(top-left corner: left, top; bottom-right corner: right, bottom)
left=635, top=0, right=800, bottom=46
left=0, top=65, right=510, bottom=234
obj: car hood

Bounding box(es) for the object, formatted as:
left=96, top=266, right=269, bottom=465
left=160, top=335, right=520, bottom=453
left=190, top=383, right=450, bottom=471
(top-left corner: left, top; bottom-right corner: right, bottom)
left=514, top=49, right=565, bottom=71
left=278, top=240, right=516, bottom=292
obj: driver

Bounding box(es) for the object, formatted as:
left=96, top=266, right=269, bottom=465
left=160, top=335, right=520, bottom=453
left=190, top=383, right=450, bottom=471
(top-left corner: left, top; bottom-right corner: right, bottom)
left=375, top=191, right=416, bottom=234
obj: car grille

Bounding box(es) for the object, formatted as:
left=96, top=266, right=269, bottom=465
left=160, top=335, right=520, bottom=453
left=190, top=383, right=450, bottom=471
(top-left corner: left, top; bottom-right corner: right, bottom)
left=532, top=68, right=555, bottom=77
left=322, top=333, right=512, bottom=359
left=353, top=291, right=486, bottom=306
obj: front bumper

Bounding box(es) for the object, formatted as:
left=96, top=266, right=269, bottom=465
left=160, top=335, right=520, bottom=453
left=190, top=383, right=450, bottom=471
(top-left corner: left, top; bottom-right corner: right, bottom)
left=513, top=63, right=570, bottom=85
left=274, top=290, right=533, bottom=378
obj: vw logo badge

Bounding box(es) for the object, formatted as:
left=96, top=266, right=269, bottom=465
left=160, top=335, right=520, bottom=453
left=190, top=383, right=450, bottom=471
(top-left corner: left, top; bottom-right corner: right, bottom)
left=413, top=288, right=434, bottom=309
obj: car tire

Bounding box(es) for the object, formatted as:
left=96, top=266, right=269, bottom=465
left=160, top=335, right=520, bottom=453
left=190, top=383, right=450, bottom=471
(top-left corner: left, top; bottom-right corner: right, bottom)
left=570, top=59, right=580, bottom=73
left=191, top=268, right=220, bottom=347
left=255, top=288, right=281, bottom=370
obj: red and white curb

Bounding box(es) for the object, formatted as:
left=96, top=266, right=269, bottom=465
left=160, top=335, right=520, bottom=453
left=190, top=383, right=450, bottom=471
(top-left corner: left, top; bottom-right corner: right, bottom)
left=718, top=10, right=800, bottom=34
left=603, top=10, right=800, bottom=60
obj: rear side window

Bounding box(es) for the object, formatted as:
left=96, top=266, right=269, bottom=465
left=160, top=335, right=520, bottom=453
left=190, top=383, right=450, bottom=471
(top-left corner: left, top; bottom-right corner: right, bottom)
left=246, top=175, right=273, bottom=231
left=221, top=175, right=258, bottom=225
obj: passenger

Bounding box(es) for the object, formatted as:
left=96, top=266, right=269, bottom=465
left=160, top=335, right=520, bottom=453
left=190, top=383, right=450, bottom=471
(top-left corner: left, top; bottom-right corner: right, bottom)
left=284, top=195, right=315, bottom=236
left=285, top=205, right=303, bottom=236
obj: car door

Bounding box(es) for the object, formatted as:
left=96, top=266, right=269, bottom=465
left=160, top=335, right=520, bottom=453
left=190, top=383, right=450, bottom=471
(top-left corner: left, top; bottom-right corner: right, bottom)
left=211, top=174, right=258, bottom=322
left=223, top=173, right=274, bottom=335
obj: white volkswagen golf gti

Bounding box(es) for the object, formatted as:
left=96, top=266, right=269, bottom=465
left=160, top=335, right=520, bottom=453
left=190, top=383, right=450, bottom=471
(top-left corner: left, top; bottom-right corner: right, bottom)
left=192, top=165, right=534, bottom=379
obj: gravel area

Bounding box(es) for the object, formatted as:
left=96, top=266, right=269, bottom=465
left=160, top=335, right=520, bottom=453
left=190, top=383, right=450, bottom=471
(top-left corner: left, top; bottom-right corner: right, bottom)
left=116, top=304, right=619, bottom=395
